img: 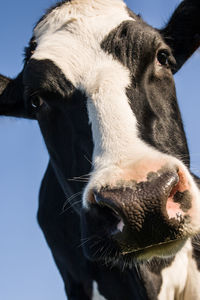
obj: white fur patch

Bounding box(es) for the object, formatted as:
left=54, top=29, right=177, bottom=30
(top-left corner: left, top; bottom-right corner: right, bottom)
left=183, top=252, right=200, bottom=300
left=92, top=281, right=107, bottom=300
left=158, top=240, right=200, bottom=300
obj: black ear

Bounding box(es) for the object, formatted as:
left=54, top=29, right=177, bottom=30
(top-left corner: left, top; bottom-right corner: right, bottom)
left=0, top=71, right=34, bottom=119
left=160, top=0, right=200, bottom=73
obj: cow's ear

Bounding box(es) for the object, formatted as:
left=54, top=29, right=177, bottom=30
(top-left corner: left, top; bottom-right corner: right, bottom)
left=160, top=0, right=200, bottom=74
left=0, top=71, right=34, bottom=119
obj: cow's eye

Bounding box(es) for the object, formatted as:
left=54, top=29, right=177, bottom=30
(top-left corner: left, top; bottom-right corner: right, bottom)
left=157, top=50, right=169, bottom=66
left=31, top=96, right=44, bottom=110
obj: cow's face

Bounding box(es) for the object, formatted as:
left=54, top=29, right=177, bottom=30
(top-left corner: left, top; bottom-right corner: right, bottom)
left=1, top=0, right=200, bottom=264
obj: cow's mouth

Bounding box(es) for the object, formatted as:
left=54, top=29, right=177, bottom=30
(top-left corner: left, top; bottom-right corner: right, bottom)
left=110, top=216, right=187, bottom=260
left=119, top=238, right=187, bottom=261
left=81, top=215, right=187, bottom=266
left=81, top=200, right=189, bottom=264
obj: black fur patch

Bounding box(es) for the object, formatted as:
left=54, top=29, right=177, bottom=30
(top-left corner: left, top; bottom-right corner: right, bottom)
left=24, top=59, right=75, bottom=99
left=101, top=20, right=158, bottom=72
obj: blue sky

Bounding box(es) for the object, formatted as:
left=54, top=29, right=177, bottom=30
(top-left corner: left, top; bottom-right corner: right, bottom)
left=0, top=1, right=199, bottom=299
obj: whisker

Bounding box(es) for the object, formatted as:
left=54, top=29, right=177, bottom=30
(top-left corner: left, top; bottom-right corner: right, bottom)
left=67, top=173, right=91, bottom=183
left=84, top=154, right=93, bottom=166
left=78, top=236, right=94, bottom=248
left=61, top=191, right=83, bottom=214
left=62, top=199, right=83, bottom=214
left=64, top=191, right=82, bottom=206
left=68, top=173, right=91, bottom=179
left=67, top=179, right=90, bottom=183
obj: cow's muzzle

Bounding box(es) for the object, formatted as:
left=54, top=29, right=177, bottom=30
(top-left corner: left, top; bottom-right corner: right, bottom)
left=82, top=167, right=192, bottom=261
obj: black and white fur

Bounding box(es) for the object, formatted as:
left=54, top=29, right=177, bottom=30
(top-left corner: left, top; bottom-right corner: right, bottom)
left=0, top=0, right=200, bottom=299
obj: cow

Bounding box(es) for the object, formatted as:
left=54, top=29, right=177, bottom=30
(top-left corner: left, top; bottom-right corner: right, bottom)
left=0, top=0, right=200, bottom=299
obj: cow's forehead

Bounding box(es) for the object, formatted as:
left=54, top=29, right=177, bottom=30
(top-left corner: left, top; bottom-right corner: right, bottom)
left=33, top=0, right=135, bottom=41
left=30, top=1, right=137, bottom=89
left=30, top=0, right=163, bottom=90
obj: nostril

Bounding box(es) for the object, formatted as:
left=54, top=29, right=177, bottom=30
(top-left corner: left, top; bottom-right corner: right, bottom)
left=166, top=168, right=191, bottom=219
left=93, top=191, right=121, bottom=217
left=163, top=168, right=191, bottom=199
left=93, top=191, right=125, bottom=235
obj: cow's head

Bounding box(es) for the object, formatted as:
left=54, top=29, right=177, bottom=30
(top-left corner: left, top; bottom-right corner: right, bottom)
left=1, top=0, right=200, bottom=265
